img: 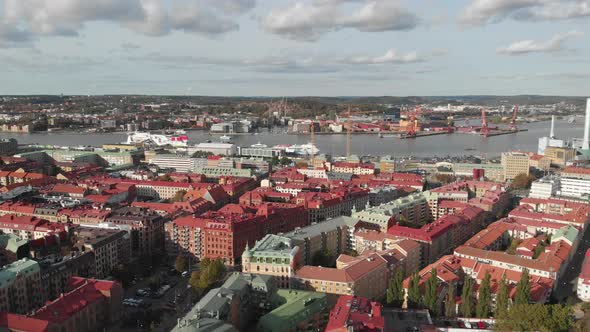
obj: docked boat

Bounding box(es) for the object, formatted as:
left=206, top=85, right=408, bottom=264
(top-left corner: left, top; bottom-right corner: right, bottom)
left=126, top=132, right=188, bottom=147
left=284, top=143, right=320, bottom=156
left=175, top=129, right=187, bottom=135
left=251, top=142, right=268, bottom=148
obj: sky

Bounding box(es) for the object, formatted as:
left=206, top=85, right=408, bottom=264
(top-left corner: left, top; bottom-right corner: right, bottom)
left=0, top=0, right=589, bottom=96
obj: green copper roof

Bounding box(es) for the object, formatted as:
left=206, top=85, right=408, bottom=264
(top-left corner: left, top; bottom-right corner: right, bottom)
left=0, top=233, right=27, bottom=253
left=256, top=290, right=327, bottom=332
left=0, top=258, right=40, bottom=289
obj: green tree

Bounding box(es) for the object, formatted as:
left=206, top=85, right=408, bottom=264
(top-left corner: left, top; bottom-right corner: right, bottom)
left=279, top=156, right=292, bottom=166
left=148, top=275, right=161, bottom=292
left=476, top=272, right=491, bottom=318
left=198, top=257, right=226, bottom=289
left=111, top=264, right=133, bottom=288
left=495, top=304, right=573, bottom=332
left=445, top=283, right=455, bottom=318
left=514, top=269, right=530, bottom=305
left=407, top=273, right=421, bottom=309
left=312, top=250, right=335, bottom=267
left=424, top=268, right=439, bottom=316
left=495, top=274, right=510, bottom=317
left=191, top=151, right=214, bottom=158
left=189, top=271, right=201, bottom=291
left=511, top=173, right=536, bottom=189
left=460, top=276, right=474, bottom=318
left=270, top=156, right=280, bottom=166
left=172, top=190, right=187, bottom=202
left=386, top=269, right=404, bottom=307
left=175, top=255, right=187, bottom=273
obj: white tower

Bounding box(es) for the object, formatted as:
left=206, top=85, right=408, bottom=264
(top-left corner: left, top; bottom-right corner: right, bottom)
left=584, top=98, right=590, bottom=151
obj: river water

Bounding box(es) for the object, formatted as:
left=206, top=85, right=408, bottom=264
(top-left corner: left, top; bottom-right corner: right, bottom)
left=0, top=119, right=583, bottom=158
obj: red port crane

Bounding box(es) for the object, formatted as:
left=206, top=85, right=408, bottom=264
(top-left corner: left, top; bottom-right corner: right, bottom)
left=480, top=108, right=490, bottom=137
left=509, top=105, right=518, bottom=131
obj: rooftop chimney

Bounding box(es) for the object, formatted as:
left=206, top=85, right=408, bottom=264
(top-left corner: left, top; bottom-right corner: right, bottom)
left=549, top=115, right=556, bottom=139
left=584, top=98, right=590, bottom=150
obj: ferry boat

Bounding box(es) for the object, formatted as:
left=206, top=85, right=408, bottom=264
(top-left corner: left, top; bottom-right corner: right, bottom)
left=126, top=132, right=188, bottom=147
left=251, top=142, right=268, bottom=148
left=220, top=135, right=232, bottom=142
left=282, top=143, right=320, bottom=156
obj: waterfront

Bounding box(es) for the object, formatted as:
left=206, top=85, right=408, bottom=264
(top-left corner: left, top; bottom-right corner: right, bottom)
left=0, top=119, right=583, bottom=157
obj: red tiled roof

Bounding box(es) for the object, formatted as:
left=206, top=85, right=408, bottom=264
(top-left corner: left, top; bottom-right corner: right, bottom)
left=32, top=278, right=120, bottom=324
left=326, top=295, right=384, bottom=332
left=0, top=313, right=49, bottom=332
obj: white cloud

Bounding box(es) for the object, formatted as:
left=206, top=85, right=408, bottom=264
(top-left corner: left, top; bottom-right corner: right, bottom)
left=261, top=0, right=419, bottom=41
left=497, top=30, right=583, bottom=55
left=130, top=48, right=427, bottom=74
left=0, top=0, right=255, bottom=46
left=344, top=49, right=421, bottom=64
left=460, top=0, right=590, bottom=26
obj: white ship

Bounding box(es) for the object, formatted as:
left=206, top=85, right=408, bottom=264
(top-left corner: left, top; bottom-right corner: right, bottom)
left=220, top=135, right=232, bottom=141
left=126, top=132, right=188, bottom=147
left=280, top=143, right=320, bottom=156
left=175, top=129, right=187, bottom=134
left=251, top=142, right=268, bottom=148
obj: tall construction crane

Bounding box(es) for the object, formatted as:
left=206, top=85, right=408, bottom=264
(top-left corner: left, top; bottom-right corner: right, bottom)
left=480, top=108, right=490, bottom=137
left=310, top=120, right=316, bottom=165
left=509, top=105, right=519, bottom=131
left=346, top=105, right=352, bottom=160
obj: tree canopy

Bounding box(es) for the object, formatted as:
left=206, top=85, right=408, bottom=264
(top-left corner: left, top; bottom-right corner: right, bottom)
left=175, top=255, right=187, bottom=273
left=495, top=304, right=573, bottom=332
left=460, top=276, right=474, bottom=318
left=514, top=269, right=531, bottom=305
left=476, top=272, right=491, bottom=318
left=386, top=269, right=404, bottom=307
left=424, top=268, right=439, bottom=316
left=511, top=173, right=536, bottom=189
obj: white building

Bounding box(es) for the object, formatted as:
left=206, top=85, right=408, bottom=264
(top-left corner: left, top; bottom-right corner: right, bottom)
left=189, top=143, right=237, bottom=156
left=577, top=249, right=590, bottom=302
left=530, top=176, right=560, bottom=199
left=559, top=167, right=590, bottom=199
left=151, top=154, right=197, bottom=172
left=560, top=177, right=590, bottom=199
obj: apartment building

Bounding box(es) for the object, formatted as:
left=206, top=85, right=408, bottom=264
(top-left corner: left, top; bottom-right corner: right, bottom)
left=282, top=216, right=357, bottom=266
left=501, top=151, right=530, bottom=181
left=560, top=167, right=590, bottom=199
left=242, top=235, right=301, bottom=288
left=164, top=215, right=208, bottom=261
left=2, top=277, right=123, bottom=332
left=352, top=192, right=431, bottom=232
left=544, top=146, right=576, bottom=167
left=0, top=258, right=43, bottom=314
left=293, top=252, right=389, bottom=300
left=73, top=227, right=131, bottom=279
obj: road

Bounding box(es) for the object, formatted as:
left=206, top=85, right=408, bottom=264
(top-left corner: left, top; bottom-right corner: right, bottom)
left=554, top=222, right=590, bottom=302
left=108, top=267, right=197, bottom=332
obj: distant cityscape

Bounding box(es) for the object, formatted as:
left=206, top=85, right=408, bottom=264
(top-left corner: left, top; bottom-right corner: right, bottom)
left=0, top=95, right=587, bottom=331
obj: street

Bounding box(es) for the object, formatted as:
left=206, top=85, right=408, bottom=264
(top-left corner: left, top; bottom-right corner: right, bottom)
left=108, top=266, right=198, bottom=332
left=554, top=222, right=590, bottom=302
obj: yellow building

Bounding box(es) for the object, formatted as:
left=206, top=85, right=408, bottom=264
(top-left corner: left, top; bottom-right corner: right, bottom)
left=544, top=147, right=576, bottom=167
left=501, top=152, right=530, bottom=180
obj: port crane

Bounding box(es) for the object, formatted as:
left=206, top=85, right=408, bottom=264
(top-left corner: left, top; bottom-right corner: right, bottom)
left=480, top=108, right=490, bottom=137
left=509, top=105, right=519, bottom=131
